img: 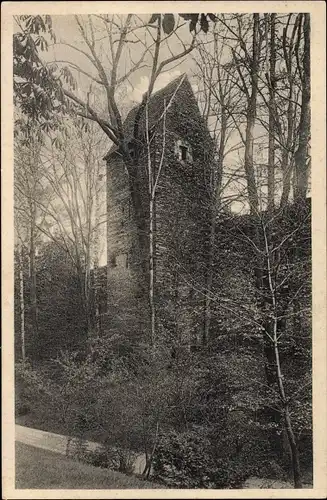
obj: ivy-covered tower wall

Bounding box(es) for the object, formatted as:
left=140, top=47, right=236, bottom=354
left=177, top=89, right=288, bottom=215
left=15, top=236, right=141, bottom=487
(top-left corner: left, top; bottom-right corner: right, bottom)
left=105, top=151, right=149, bottom=339
left=105, top=76, right=215, bottom=345
left=154, top=78, right=214, bottom=346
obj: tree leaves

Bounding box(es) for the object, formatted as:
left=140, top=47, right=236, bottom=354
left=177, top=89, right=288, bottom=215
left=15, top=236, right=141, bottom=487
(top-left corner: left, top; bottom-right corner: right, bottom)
left=148, top=13, right=176, bottom=34
left=200, top=14, right=209, bottom=34
left=162, top=13, right=175, bottom=34
left=149, top=13, right=161, bottom=25
left=179, top=13, right=217, bottom=32
left=148, top=13, right=217, bottom=34
left=61, top=66, right=77, bottom=90
left=179, top=13, right=199, bottom=28
left=34, top=35, right=48, bottom=51
left=14, top=16, right=70, bottom=126
left=189, top=16, right=199, bottom=33
left=207, top=13, right=218, bottom=23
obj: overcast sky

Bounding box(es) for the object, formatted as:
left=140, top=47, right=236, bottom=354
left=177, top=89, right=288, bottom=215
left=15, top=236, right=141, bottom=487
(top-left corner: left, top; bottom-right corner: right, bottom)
left=47, top=15, right=198, bottom=108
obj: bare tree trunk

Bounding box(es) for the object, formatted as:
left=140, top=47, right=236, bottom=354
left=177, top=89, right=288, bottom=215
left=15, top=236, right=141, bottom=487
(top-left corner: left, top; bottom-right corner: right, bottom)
left=280, top=109, right=295, bottom=207
left=18, top=243, right=26, bottom=361
left=93, top=238, right=100, bottom=336
left=264, top=226, right=303, bottom=488
left=267, top=13, right=276, bottom=212
left=146, top=102, right=156, bottom=346
left=274, top=336, right=303, bottom=488
left=284, top=403, right=303, bottom=488
left=203, top=207, right=215, bottom=346
left=203, top=114, right=225, bottom=346
left=242, top=14, right=263, bottom=295
left=145, top=90, right=172, bottom=346
left=94, top=268, right=100, bottom=334
left=93, top=253, right=100, bottom=336
left=149, top=193, right=155, bottom=346
left=29, top=205, right=38, bottom=336
left=280, top=14, right=298, bottom=208
left=84, top=260, right=92, bottom=336
left=244, top=14, right=261, bottom=215
left=142, top=420, right=160, bottom=479
left=93, top=171, right=101, bottom=335
left=294, top=14, right=310, bottom=202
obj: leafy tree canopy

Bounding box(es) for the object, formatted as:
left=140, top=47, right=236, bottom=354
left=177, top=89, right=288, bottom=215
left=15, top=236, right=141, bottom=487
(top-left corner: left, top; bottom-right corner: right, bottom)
left=13, top=15, right=77, bottom=137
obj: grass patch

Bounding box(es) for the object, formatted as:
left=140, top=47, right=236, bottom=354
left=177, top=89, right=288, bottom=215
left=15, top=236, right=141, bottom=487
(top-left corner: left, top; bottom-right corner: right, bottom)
left=15, top=442, right=162, bottom=489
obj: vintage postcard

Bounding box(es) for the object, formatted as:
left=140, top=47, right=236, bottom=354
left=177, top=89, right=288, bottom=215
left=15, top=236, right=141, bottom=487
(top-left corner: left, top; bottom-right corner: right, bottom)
left=2, top=1, right=326, bottom=498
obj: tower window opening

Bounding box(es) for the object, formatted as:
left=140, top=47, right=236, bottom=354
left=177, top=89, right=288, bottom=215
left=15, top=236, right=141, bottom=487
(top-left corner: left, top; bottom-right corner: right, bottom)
left=175, top=138, right=192, bottom=162
left=180, top=145, right=188, bottom=161
left=128, top=142, right=136, bottom=159
left=110, top=255, right=117, bottom=267
left=110, top=254, right=117, bottom=268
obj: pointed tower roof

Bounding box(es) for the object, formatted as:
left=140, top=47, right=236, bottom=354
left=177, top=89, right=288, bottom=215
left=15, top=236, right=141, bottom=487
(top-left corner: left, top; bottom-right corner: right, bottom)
left=104, top=74, right=191, bottom=160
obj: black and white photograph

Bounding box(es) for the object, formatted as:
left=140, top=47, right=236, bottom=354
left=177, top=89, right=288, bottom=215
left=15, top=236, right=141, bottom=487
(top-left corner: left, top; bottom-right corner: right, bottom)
left=2, top=1, right=326, bottom=497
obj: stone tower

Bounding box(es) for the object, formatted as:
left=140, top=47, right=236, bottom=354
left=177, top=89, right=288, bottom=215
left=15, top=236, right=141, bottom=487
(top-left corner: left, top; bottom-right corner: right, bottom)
left=105, top=75, right=215, bottom=347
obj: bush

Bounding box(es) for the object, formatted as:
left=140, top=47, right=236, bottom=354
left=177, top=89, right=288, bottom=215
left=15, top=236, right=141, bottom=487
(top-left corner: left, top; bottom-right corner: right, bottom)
left=15, top=360, right=43, bottom=418
left=152, top=429, right=247, bottom=489
left=83, top=447, right=110, bottom=468
left=82, top=445, right=137, bottom=475
left=15, top=400, right=30, bottom=417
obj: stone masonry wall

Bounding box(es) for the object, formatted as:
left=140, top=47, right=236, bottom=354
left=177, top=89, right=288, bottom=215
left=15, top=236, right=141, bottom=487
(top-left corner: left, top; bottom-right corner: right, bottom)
left=106, top=78, right=215, bottom=346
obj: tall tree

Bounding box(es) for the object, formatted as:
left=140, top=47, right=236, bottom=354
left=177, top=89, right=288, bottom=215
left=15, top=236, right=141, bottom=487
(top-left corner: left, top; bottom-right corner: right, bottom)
left=266, top=13, right=276, bottom=212
left=293, top=14, right=311, bottom=202
left=193, top=24, right=243, bottom=344
left=15, top=116, right=107, bottom=339
left=37, top=120, right=107, bottom=337
left=16, top=242, right=26, bottom=361
left=144, top=75, right=188, bottom=346
left=14, top=122, right=47, bottom=340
